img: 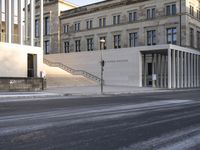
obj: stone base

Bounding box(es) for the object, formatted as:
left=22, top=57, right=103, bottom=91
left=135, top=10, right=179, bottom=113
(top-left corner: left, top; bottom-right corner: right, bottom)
left=0, top=77, right=46, bottom=92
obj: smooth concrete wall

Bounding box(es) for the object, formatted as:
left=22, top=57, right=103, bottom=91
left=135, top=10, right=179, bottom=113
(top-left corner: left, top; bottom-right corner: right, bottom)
left=0, top=42, right=43, bottom=77
left=45, top=48, right=141, bottom=86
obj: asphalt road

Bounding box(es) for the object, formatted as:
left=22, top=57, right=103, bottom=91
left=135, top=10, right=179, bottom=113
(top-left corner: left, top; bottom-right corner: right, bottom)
left=0, top=90, right=200, bottom=150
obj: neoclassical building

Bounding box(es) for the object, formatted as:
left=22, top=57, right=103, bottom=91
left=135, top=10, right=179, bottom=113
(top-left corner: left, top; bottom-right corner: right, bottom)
left=44, top=0, right=200, bottom=89
left=0, top=0, right=44, bottom=91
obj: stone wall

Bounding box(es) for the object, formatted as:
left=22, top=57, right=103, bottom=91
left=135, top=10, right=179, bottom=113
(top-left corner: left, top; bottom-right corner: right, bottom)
left=0, top=78, right=46, bottom=92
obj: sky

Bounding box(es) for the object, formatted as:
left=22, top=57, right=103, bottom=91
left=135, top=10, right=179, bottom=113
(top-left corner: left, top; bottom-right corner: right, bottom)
left=67, top=0, right=104, bottom=6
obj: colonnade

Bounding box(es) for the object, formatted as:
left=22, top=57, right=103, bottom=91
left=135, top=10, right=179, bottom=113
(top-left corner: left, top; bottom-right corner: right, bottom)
left=0, top=0, right=43, bottom=47
left=142, top=49, right=200, bottom=89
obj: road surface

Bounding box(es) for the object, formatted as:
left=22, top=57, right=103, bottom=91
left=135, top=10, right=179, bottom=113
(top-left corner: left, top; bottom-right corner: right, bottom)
left=0, top=90, right=200, bottom=150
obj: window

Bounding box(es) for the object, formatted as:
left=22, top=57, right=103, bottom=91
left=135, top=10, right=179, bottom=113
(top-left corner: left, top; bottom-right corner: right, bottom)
left=75, top=40, right=81, bottom=52
left=197, top=31, right=200, bottom=49
left=86, top=20, right=93, bottom=29
left=113, top=15, right=120, bottom=25
left=44, top=16, right=50, bottom=35
left=35, top=19, right=39, bottom=37
left=166, top=4, right=176, bottom=16
left=75, top=22, right=80, bottom=31
left=87, top=38, right=94, bottom=51
left=64, top=41, right=70, bottom=53
left=100, top=37, right=106, bottom=50
left=129, top=11, right=137, bottom=22
left=190, top=28, right=194, bottom=47
left=147, top=30, right=156, bottom=45
left=63, top=24, right=69, bottom=33
left=129, top=32, right=137, bottom=47
left=99, top=18, right=106, bottom=28
left=147, top=8, right=156, bottom=19
left=197, top=10, right=200, bottom=20
left=190, top=6, right=194, bottom=16
left=44, top=40, right=50, bottom=54
left=167, top=28, right=177, bottom=44
left=114, top=35, right=121, bottom=49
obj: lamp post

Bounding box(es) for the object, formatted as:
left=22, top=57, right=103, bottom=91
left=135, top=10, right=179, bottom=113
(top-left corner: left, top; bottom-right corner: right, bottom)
left=100, top=39, right=105, bottom=94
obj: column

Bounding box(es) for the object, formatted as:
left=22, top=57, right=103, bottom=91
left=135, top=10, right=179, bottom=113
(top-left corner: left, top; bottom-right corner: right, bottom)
left=188, top=53, right=191, bottom=88
left=30, top=0, right=35, bottom=46
left=11, top=0, right=14, bottom=43
left=164, top=55, right=168, bottom=88
left=139, top=53, right=143, bottom=87
left=144, top=54, right=147, bottom=87
left=158, top=54, right=161, bottom=88
left=194, top=55, right=197, bottom=87
left=198, top=55, right=199, bottom=87
left=184, top=52, right=188, bottom=88
left=25, top=0, right=28, bottom=44
left=191, top=54, right=194, bottom=87
left=180, top=51, right=184, bottom=88
left=40, top=0, right=44, bottom=48
left=0, top=0, right=2, bottom=41
left=18, top=0, right=23, bottom=45
left=177, top=51, right=180, bottom=88
left=5, top=0, right=12, bottom=43
left=172, top=50, right=176, bottom=88
left=160, top=54, right=163, bottom=88
left=168, top=49, right=172, bottom=89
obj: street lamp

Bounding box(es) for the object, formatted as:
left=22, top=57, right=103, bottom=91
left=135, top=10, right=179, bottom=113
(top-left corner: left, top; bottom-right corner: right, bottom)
left=100, top=39, right=105, bottom=94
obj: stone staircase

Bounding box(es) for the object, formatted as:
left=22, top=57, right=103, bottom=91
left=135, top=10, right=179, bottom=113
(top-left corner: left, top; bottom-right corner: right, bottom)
left=43, top=59, right=100, bottom=88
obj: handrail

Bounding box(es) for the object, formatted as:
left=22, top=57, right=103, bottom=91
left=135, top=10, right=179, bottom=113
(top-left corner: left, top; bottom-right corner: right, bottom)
left=44, top=58, right=101, bottom=83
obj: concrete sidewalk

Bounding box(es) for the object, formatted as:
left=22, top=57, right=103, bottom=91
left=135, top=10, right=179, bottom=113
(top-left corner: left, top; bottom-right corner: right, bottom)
left=0, top=85, right=199, bottom=100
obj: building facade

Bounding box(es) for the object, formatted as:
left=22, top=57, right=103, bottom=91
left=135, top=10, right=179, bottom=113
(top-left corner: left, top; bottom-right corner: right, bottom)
left=0, top=0, right=44, bottom=91
left=43, top=0, right=200, bottom=89
left=35, top=0, right=76, bottom=54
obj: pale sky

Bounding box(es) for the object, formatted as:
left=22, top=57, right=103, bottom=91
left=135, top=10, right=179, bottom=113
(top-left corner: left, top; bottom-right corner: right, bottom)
left=67, top=0, right=104, bottom=6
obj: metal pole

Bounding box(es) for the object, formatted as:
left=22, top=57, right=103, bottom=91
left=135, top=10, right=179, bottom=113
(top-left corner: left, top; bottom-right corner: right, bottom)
left=100, top=39, right=105, bottom=94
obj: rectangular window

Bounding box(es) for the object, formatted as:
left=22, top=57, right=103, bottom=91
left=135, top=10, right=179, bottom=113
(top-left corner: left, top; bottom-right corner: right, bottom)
left=75, top=40, right=81, bottom=52
left=64, top=24, right=69, bottom=33
left=147, top=30, right=156, bottom=45
left=64, top=41, right=70, bottom=53
left=197, top=31, right=200, bottom=49
left=35, top=19, right=39, bottom=37
left=113, top=15, right=120, bottom=25
left=87, top=38, right=94, bottom=51
left=166, top=4, right=176, bottom=16
left=44, top=17, right=50, bottom=35
left=190, top=28, right=194, bottom=47
left=167, top=28, right=177, bottom=44
left=86, top=20, right=93, bottom=29
left=129, top=32, right=137, bottom=47
left=75, top=22, right=80, bottom=31
left=190, top=6, right=194, bottom=16
left=147, top=8, right=156, bottom=19
left=114, top=35, right=121, bottom=49
left=99, top=18, right=106, bottom=27
left=129, top=11, right=137, bottom=22
left=197, top=10, right=200, bottom=20
left=44, top=40, right=50, bottom=54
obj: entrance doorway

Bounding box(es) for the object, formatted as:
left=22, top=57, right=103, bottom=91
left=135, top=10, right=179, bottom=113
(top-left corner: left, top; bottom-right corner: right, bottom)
left=27, top=54, right=37, bottom=77
left=147, top=63, right=152, bottom=86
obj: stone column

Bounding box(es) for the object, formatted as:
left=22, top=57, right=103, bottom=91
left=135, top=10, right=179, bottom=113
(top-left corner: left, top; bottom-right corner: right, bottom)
left=180, top=51, right=184, bottom=88
left=197, top=55, right=199, bottom=87
left=184, top=52, right=188, bottom=88
left=0, top=0, right=2, bottom=41
left=18, top=0, right=23, bottom=45
left=164, top=55, right=167, bottom=88
left=160, top=54, right=163, bottom=88
left=177, top=51, right=180, bottom=88
left=30, top=0, right=35, bottom=46
left=191, top=54, right=194, bottom=87
left=168, top=49, right=172, bottom=89
left=172, top=50, right=176, bottom=88
left=188, top=53, right=191, bottom=88
left=25, top=0, right=28, bottom=44
left=194, top=55, right=197, bottom=87
left=144, top=54, right=147, bottom=87
left=5, top=0, right=12, bottom=43
left=40, top=0, right=44, bottom=48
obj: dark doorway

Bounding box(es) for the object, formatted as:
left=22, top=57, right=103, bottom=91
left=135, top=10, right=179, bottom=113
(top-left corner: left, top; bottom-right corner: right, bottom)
left=27, top=54, right=37, bottom=77
left=147, top=63, right=153, bottom=86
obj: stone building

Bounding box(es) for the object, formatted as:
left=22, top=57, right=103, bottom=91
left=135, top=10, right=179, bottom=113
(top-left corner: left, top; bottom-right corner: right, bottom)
left=44, top=0, right=200, bottom=89
left=0, top=0, right=44, bottom=91
left=35, top=0, right=76, bottom=54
